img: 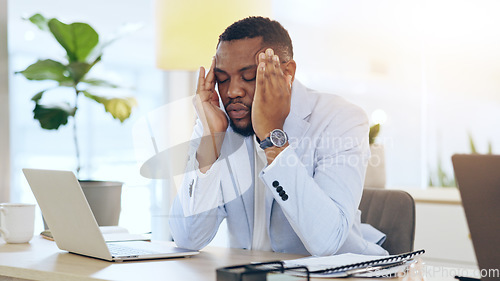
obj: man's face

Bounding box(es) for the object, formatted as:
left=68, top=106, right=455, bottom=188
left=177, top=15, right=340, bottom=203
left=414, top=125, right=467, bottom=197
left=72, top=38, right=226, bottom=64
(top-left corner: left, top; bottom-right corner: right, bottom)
left=214, top=37, right=265, bottom=137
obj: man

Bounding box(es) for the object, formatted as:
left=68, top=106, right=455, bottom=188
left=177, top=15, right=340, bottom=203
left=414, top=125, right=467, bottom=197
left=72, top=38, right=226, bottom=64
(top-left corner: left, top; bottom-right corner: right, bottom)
left=169, top=16, right=387, bottom=256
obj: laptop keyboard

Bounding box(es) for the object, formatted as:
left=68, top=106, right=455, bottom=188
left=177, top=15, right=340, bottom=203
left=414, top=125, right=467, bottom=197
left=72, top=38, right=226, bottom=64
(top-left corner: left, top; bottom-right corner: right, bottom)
left=108, top=243, right=161, bottom=257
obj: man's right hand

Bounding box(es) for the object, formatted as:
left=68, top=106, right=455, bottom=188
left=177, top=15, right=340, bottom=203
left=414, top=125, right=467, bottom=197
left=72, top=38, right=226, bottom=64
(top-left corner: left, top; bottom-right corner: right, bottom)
left=194, top=58, right=227, bottom=172
left=194, top=57, right=228, bottom=136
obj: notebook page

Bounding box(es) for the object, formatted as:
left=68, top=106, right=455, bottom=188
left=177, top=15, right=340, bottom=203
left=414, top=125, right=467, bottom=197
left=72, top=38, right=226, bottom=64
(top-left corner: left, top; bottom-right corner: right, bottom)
left=283, top=253, right=389, bottom=272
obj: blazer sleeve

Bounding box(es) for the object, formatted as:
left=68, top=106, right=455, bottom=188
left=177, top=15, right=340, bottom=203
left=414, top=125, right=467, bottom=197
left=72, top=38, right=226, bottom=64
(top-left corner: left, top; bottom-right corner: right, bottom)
left=259, top=103, right=370, bottom=256
left=169, top=119, right=227, bottom=250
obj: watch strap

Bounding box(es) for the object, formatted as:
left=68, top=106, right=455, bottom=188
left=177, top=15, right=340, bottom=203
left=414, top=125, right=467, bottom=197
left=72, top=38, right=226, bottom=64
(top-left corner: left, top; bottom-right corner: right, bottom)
left=259, top=137, right=274, bottom=150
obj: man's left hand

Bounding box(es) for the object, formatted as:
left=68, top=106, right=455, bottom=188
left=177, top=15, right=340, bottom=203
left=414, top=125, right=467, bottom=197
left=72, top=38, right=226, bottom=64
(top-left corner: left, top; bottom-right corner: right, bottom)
left=252, top=48, right=293, bottom=141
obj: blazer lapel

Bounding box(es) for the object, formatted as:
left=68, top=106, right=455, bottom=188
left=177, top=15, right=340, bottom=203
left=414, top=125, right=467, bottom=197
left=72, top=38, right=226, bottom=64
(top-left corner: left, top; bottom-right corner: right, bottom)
left=284, top=80, right=313, bottom=150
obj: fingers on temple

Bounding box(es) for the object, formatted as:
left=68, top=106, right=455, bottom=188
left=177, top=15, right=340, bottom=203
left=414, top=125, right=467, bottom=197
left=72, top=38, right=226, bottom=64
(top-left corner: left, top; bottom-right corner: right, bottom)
left=257, top=54, right=266, bottom=75
left=264, top=49, right=285, bottom=87
left=197, top=67, right=206, bottom=92
left=258, top=48, right=289, bottom=96
left=257, top=51, right=266, bottom=81
left=205, top=57, right=216, bottom=89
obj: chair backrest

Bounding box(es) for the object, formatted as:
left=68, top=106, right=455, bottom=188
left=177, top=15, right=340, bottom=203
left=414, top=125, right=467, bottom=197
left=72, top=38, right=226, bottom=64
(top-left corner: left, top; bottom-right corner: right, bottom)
left=359, top=188, right=416, bottom=255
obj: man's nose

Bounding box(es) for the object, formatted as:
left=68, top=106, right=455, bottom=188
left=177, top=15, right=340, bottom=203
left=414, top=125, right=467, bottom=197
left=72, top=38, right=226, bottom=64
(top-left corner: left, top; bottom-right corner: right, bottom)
left=227, top=80, right=245, bottom=98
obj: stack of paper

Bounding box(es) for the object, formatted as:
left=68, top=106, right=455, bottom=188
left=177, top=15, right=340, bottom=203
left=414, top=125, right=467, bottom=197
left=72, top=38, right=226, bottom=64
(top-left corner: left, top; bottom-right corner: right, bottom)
left=282, top=249, right=424, bottom=278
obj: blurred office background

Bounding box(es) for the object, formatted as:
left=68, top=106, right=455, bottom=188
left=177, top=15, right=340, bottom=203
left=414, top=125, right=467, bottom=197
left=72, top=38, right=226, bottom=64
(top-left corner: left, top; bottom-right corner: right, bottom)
left=1, top=0, right=500, bottom=253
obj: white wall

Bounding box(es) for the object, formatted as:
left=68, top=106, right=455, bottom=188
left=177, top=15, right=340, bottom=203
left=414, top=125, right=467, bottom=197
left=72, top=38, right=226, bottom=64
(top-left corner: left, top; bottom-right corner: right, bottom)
left=414, top=202, right=477, bottom=265
left=273, top=0, right=500, bottom=188
left=0, top=0, right=10, bottom=202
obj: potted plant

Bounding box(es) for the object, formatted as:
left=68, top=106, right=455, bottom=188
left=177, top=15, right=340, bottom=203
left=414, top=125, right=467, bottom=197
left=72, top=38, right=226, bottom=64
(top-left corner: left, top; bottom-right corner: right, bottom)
left=16, top=14, right=138, bottom=227
left=428, top=132, right=494, bottom=187
left=364, top=124, right=386, bottom=188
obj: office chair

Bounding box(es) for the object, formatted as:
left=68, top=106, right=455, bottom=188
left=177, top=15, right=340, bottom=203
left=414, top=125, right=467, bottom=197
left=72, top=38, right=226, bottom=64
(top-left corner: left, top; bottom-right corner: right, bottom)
left=359, top=188, right=416, bottom=255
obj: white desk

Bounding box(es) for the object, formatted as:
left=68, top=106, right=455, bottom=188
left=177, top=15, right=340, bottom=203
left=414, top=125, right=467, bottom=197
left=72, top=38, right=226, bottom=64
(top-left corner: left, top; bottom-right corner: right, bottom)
left=0, top=236, right=464, bottom=281
left=0, top=236, right=304, bottom=281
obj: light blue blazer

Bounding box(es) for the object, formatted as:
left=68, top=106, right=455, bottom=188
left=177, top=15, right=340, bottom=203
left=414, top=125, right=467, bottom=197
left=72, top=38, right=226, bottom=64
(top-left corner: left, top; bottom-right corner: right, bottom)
left=170, top=80, right=388, bottom=256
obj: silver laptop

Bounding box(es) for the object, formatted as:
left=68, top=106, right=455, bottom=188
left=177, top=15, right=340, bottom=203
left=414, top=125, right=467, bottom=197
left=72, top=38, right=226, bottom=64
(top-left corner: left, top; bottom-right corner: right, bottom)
left=23, top=168, right=199, bottom=262
left=452, top=154, right=500, bottom=281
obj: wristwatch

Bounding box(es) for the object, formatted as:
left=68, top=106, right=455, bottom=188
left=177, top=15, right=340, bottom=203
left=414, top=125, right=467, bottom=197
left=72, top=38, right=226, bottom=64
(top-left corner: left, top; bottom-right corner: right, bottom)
left=259, top=129, right=288, bottom=150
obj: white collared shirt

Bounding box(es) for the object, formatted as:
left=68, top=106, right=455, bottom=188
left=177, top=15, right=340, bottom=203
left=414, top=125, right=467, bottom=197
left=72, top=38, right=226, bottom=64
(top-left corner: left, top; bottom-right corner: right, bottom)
left=251, top=136, right=272, bottom=251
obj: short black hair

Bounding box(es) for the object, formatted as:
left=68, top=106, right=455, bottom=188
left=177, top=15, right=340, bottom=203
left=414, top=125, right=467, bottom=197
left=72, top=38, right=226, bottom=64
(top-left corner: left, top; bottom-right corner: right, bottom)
left=218, top=16, right=293, bottom=61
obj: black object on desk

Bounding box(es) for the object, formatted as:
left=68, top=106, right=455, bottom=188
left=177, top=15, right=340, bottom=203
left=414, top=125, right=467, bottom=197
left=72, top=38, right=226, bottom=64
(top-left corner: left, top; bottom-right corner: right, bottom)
left=216, top=261, right=309, bottom=281
left=455, top=276, right=480, bottom=281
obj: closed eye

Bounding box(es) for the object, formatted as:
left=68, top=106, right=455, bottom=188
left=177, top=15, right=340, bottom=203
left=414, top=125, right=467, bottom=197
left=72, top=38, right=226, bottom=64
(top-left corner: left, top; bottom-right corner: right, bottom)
left=241, top=68, right=256, bottom=82
left=215, top=73, right=229, bottom=84
left=243, top=76, right=256, bottom=82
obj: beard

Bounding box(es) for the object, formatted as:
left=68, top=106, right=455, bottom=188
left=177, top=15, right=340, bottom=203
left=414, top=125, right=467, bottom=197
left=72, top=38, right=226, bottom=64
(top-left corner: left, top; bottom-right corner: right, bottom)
left=229, top=118, right=255, bottom=137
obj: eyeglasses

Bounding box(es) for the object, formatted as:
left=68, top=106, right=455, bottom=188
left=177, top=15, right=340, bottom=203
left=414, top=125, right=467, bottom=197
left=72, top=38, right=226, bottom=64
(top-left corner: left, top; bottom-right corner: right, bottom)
left=216, top=260, right=310, bottom=281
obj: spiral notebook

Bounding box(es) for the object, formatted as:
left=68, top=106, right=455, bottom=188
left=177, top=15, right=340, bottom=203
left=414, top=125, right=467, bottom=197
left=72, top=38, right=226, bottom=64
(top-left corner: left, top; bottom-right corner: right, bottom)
left=283, top=249, right=425, bottom=278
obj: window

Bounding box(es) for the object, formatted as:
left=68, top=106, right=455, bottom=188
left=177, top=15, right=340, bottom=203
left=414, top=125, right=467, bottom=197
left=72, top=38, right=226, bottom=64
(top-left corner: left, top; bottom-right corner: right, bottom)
left=273, top=0, right=500, bottom=188
left=8, top=0, right=500, bottom=241
left=8, top=0, right=163, bottom=235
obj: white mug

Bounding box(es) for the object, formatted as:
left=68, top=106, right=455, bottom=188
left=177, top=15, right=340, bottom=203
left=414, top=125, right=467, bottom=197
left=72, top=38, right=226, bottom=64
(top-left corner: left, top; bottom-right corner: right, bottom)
left=0, top=203, right=36, bottom=243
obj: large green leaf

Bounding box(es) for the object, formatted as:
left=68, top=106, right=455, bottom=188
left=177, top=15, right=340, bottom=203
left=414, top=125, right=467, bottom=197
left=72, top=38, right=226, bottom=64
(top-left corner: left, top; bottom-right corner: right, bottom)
left=81, top=78, right=119, bottom=88
left=67, top=61, right=92, bottom=82
left=16, top=59, right=72, bottom=84
left=48, top=19, right=99, bottom=63
left=28, top=14, right=49, bottom=31
left=33, top=103, right=76, bottom=130
left=31, top=89, right=49, bottom=102
left=83, top=91, right=137, bottom=122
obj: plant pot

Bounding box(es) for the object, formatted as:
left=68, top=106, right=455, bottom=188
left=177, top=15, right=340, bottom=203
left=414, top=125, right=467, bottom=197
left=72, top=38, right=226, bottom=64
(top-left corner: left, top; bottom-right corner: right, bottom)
left=79, top=180, right=123, bottom=226
left=43, top=180, right=122, bottom=229
left=364, top=144, right=386, bottom=188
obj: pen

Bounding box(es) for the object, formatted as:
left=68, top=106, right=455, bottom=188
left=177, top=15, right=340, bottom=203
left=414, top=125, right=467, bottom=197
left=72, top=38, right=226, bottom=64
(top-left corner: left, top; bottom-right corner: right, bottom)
left=454, top=276, right=480, bottom=281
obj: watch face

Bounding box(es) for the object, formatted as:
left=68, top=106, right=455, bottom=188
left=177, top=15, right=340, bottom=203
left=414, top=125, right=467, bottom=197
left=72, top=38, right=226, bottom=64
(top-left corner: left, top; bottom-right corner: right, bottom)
left=270, top=129, right=288, bottom=147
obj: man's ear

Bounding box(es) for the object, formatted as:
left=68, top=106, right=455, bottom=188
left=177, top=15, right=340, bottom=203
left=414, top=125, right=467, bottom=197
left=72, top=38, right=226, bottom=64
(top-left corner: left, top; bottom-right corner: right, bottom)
left=283, top=59, right=297, bottom=83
